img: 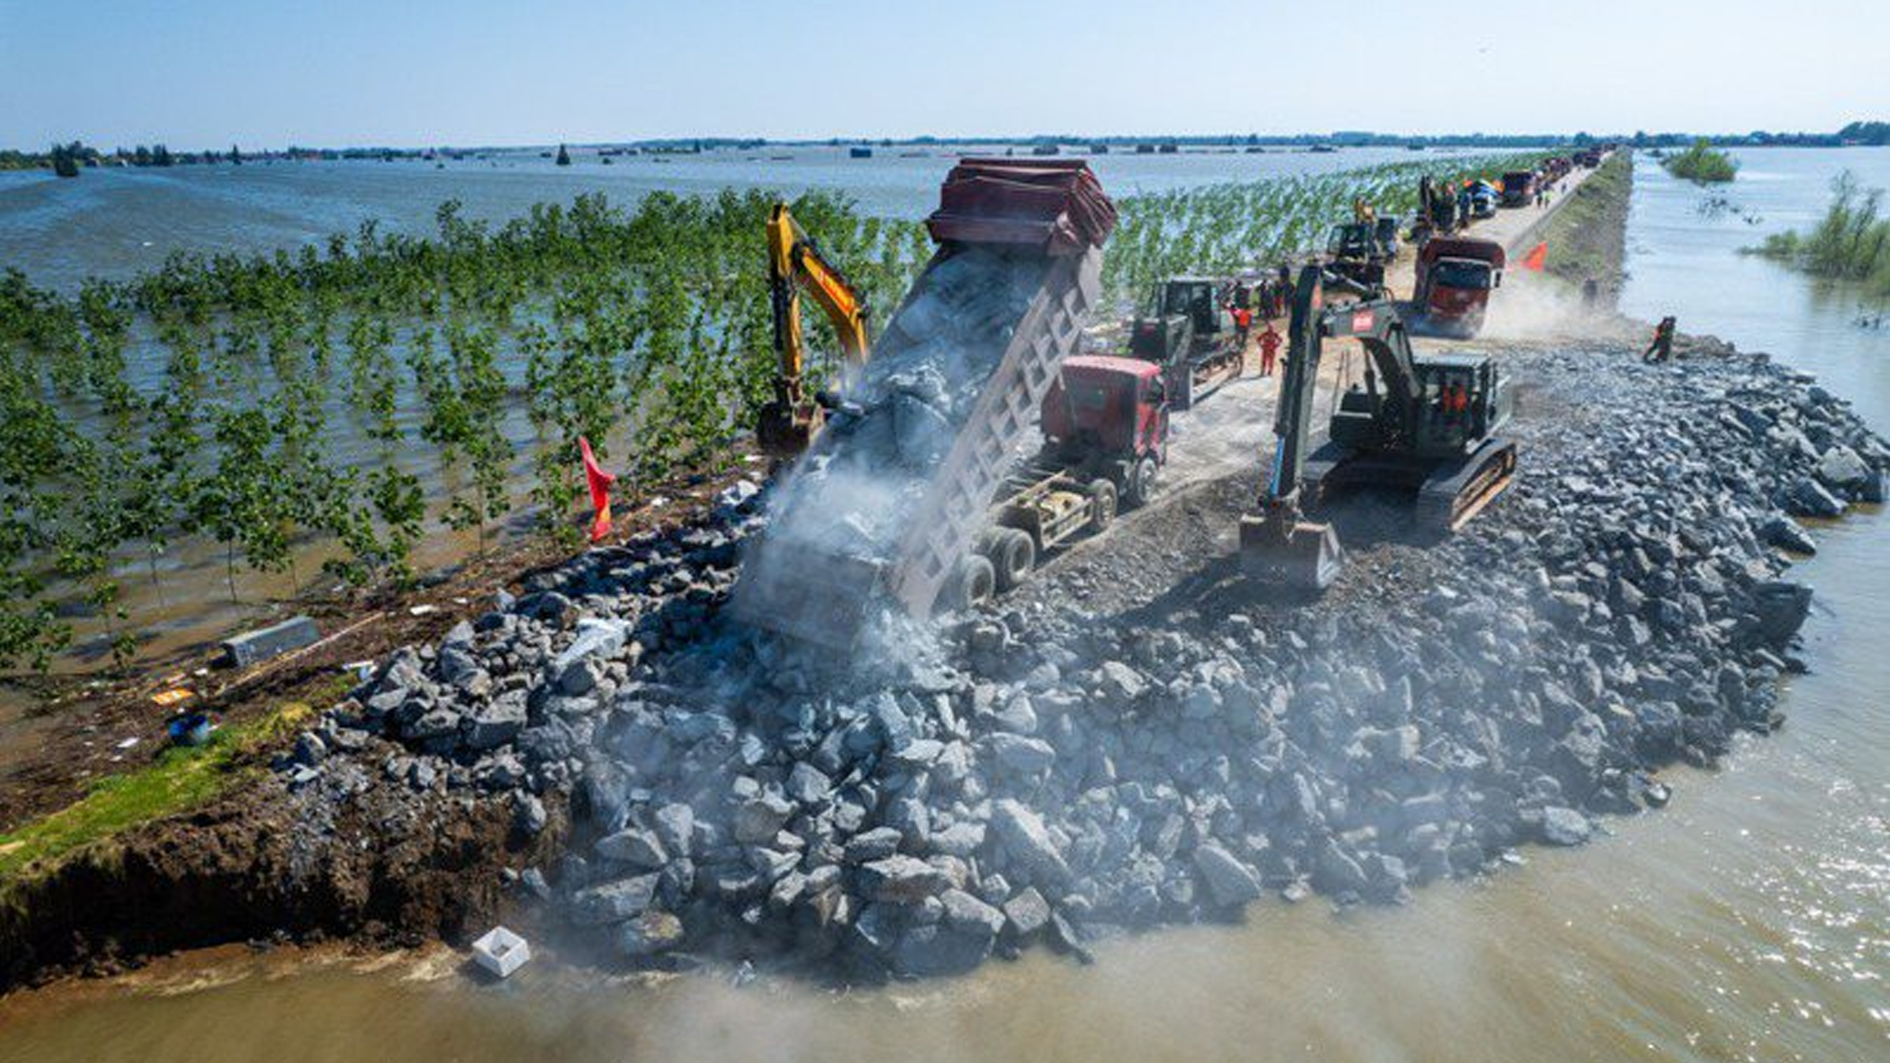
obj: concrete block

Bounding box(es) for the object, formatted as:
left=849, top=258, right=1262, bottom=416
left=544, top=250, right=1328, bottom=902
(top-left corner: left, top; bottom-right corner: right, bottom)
left=222, top=615, right=320, bottom=668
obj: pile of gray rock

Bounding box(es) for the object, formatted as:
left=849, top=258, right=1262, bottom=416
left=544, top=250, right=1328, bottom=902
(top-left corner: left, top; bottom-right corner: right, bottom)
left=277, top=341, right=1881, bottom=982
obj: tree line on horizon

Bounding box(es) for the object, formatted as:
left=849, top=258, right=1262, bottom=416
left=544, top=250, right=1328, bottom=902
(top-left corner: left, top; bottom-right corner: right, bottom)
left=4, top=120, right=1884, bottom=172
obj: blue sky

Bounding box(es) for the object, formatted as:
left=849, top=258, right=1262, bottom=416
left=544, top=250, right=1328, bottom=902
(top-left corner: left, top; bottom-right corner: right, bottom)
left=2, top=0, right=1885, bottom=149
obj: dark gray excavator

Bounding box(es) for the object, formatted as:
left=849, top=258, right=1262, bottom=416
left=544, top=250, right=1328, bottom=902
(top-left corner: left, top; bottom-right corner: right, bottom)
left=1240, top=265, right=1517, bottom=590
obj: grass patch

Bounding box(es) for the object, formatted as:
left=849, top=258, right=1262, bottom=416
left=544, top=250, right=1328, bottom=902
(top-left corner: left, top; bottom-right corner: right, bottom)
left=1662, top=138, right=1739, bottom=183
left=1541, top=152, right=1633, bottom=286
left=0, top=697, right=320, bottom=882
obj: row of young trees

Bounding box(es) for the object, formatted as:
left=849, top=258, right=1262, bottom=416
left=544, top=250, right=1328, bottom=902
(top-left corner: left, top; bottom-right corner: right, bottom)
left=1752, top=171, right=1890, bottom=296
left=0, top=152, right=1553, bottom=674
left=0, top=188, right=926, bottom=672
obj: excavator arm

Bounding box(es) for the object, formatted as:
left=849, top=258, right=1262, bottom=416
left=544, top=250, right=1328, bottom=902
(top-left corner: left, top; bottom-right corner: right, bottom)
left=1246, top=265, right=1413, bottom=590
left=1266, top=267, right=1415, bottom=504
left=758, top=203, right=871, bottom=458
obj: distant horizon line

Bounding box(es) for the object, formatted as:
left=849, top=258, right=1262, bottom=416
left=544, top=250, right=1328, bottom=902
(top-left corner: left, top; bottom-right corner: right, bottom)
left=8, top=124, right=1885, bottom=157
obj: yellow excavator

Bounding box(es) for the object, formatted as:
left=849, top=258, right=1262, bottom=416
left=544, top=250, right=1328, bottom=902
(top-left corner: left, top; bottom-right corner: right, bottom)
left=755, top=202, right=871, bottom=457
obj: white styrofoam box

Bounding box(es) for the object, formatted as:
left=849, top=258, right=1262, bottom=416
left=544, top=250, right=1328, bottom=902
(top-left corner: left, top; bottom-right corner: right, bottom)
left=472, top=925, right=531, bottom=979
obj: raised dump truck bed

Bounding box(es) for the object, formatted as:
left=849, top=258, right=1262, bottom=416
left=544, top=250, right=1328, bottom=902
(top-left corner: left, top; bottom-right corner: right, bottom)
left=731, top=160, right=1116, bottom=648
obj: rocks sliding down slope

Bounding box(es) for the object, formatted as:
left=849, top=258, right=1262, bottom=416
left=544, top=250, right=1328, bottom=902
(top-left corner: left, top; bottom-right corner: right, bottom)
left=277, top=339, right=1882, bottom=981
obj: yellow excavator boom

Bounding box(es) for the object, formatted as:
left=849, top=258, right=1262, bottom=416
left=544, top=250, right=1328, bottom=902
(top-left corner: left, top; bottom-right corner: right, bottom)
left=757, top=203, right=870, bottom=457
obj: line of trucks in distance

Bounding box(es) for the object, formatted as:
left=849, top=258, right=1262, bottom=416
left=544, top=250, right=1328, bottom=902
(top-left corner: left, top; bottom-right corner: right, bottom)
left=737, top=147, right=1614, bottom=646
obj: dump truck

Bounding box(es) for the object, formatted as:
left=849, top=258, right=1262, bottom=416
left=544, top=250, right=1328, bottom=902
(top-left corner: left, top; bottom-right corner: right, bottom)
left=1413, top=237, right=1505, bottom=338
left=1241, top=266, right=1517, bottom=590
left=960, top=355, right=1169, bottom=603
left=1499, top=170, right=1537, bottom=208
left=1128, top=277, right=1244, bottom=409
left=731, top=159, right=1119, bottom=648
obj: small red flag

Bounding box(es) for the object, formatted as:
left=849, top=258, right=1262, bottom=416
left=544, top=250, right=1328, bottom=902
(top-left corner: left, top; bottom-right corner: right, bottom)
left=1522, top=241, right=1548, bottom=271
left=579, top=436, right=616, bottom=543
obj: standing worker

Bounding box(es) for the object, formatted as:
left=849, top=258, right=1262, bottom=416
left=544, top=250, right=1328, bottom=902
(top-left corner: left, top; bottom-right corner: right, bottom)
left=1642, top=316, right=1677, bottom=363
left=1274, top=264, right=1291, bottom=317
left=1258, top=322, right=1282, bottom=377
left=1227, top=301, right=1254, bottom=347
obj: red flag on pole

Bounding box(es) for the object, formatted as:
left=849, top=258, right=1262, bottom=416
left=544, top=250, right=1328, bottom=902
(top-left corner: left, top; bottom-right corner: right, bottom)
left=579, top=437, right=616, bottom=543
left=1522, top=241, right=1548, bottom=271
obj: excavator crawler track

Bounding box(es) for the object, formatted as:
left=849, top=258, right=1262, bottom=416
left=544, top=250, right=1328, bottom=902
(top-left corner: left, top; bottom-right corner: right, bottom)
left=1414, top=438, right=1516, bottom=533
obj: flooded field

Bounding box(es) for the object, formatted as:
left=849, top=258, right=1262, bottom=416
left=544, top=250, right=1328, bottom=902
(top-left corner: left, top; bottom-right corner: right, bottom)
left=0, top=145, right=1481, bottom=292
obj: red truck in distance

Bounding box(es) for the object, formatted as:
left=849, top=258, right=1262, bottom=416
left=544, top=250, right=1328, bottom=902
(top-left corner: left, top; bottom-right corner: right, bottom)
left=1413, top=238, right=1506, bottom=338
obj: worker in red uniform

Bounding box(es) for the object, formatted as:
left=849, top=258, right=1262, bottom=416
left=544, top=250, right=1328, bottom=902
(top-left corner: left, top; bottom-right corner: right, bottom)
left=1258, top=323, right=1282, bottom=377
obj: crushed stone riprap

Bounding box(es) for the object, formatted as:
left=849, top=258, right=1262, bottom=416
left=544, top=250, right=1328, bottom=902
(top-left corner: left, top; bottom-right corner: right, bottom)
left=279, top=338, right=1882, bottom=981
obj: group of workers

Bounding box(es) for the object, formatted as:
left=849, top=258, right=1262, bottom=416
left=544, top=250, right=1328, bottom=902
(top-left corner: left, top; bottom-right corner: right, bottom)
left=1224, top=271, right=1287, bottom=376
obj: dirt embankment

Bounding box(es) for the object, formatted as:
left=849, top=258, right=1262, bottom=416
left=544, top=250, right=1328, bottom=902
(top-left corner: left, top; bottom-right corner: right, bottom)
left=0, top=469, right=749, bottom=989
left=1540, top=151, right=1634, bottom=304
left=0, top=781, right=562, bottom=987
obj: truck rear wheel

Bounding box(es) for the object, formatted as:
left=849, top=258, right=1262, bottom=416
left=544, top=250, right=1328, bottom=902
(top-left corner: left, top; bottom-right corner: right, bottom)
left=1086, top=479, right=1119, bottom=532
left=987, top=528, right=1036, bottom=592
left=947, top=554, right=997, bottom=611
left=1124, top=455, right=1158, bottom=509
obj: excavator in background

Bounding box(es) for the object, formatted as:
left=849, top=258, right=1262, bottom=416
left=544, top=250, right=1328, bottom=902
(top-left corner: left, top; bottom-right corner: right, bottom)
left=754, top=203, right=872, bottom=458
left=1128, top=277, right=1244, bottom=409
left=1410, top=175, right=1462, bottom=244
left=1323, top=215, right=1396, bottom=296
left=1240, top=266, right=1517, bottom=590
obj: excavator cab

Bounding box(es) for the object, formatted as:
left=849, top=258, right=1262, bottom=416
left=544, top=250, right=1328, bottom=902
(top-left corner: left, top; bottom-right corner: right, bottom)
left=1155, top=277, right=1226, bottom=338
left=1411, top=354, right=1513, bottom=454
left=1324, top=223, right=1389, bottom=294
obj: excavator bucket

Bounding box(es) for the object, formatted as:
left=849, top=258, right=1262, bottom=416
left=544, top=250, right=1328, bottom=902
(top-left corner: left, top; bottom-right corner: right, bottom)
left=1239, top=514, right=1344, bottom=592
left=926, top=159, right=1117, bottom=255
left=755, top=379, right=823, bottom=460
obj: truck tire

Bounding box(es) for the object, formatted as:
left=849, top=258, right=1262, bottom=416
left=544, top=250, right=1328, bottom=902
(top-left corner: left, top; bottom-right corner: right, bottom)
left=1086, top=479, right=1119, bottom=532
left=946, top=554, right=996, bottom=611
left=1124, top=455, right=1158, bottom=509
left=987, top=527, right=1036, bottom=592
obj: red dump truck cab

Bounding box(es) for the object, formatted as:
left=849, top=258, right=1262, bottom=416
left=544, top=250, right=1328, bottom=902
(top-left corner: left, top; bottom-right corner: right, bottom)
left=1040, top=355, right=1168, bottom=461
left=1415, top=238, right=1505, bottom=338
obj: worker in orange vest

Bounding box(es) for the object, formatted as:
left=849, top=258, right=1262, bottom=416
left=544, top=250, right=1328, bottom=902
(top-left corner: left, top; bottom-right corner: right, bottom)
left=1227, top=302, right=1253, bottom=346
left=1642, top=316, right=1677, bottom=362
left=1258, top=323, right=1282, bottom=377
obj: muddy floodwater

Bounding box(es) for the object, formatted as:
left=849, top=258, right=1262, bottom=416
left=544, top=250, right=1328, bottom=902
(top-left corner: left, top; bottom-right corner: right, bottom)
left=3, top=149, right=1889, bottom=1060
